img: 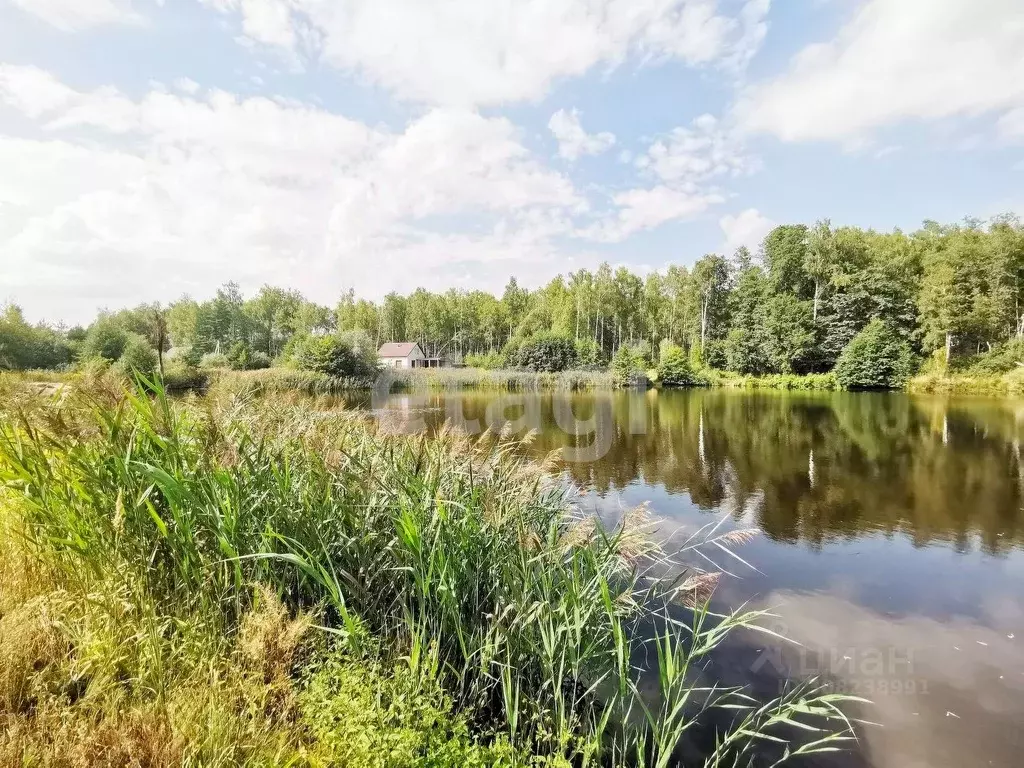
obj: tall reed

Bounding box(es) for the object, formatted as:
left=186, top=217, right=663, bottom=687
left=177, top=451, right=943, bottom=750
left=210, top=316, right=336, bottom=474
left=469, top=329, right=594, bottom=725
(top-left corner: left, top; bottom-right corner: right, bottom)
left=0, top=376, right=861, bottom=765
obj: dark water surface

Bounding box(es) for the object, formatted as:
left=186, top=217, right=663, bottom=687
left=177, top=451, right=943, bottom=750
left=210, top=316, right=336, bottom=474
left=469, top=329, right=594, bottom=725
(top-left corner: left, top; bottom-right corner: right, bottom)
left=363, top=388, right=1024, bottom=768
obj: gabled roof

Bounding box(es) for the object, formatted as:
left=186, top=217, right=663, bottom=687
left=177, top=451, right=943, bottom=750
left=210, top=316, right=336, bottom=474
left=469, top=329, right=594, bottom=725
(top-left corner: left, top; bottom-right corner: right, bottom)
left=378, top=342, right=423, bottom=358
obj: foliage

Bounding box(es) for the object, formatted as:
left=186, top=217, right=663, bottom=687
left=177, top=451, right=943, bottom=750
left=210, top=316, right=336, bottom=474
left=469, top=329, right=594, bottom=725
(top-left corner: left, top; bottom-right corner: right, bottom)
left=293, top=334, right=379, bottom=378
left=81, top=315, right=132, bottom=362
left=115, top=334, right=158, bottom=376
left=227, top=342, right=272, bottom=371
left=300, top=651, right=519, bottom=767
left=0, top=380, right=858, bottom=767
left=0, top=305, right=72, bottom=371
left=12, top=213, right=1024, bottom=384
left=464, top=351, right=503, bottom=369
left=508, top=333, right=578, bottom=372
left=834, top=318, right=915, bottom=389
left=162, top=361, right=210, bottom=392
left=959, top=337, right=1024, bottom=374
left=573, top=338, right=604, bottom=367
left=765, top=294, right=818, bottom=373
left=201, top=351, right=231, bottom=369
left=657, top=345, right=698, bottom=387
left=612, top=344, right=648, bottom=387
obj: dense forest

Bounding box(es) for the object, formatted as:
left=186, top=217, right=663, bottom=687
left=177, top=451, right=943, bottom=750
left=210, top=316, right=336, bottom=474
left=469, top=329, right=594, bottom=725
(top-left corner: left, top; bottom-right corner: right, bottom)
left=3, top=215, right=1024, bottom=379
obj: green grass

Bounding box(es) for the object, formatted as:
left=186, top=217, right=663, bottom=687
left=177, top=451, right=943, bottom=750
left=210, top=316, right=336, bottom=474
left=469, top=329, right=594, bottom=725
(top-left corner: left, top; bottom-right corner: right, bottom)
left=656, top=369, right=840, bottom=391
left=0, top=376, right=860, bottom=766
left=386, top=367, right=616, bottom=391
left=909, top=367, right=1024, bottom=396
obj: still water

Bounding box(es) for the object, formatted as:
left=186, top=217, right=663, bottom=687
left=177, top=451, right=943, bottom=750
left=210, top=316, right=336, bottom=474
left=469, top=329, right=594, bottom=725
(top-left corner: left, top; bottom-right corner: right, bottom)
left=364, top=388, right=1024, bottom=768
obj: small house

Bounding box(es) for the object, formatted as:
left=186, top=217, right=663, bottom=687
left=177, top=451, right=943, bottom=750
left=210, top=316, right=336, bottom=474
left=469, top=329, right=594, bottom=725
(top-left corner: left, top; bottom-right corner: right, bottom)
left=377, top=341, right=444, bottom=370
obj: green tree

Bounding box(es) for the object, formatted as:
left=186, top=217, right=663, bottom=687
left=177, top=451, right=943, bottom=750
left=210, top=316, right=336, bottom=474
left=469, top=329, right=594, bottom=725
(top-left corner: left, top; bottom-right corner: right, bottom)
left=764, top=224, right=810, bottom=296
left=657, top=344, right=697, bottom=387
left=689, top=254, right=729, bottom=355
left=765, top=294, right=817, bottom=373
left=116, top=334, right=158, bottom=377
left=508, top=333, right=577, bottom=372
left=81, top=315, right=131, bottom=362
left=834, top=318, right=915, bottom=389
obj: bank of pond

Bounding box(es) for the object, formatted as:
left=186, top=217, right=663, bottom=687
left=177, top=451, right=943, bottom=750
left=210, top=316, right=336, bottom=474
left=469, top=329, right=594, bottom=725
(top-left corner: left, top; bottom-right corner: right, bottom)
left=0, top=376, right=863, bottom=766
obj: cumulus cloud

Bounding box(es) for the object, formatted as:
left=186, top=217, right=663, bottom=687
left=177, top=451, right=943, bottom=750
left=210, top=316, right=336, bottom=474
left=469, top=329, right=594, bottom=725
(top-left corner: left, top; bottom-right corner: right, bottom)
left=719, top=207, right=774, bottom=253
left=548, top=108, right=615, bottom=161
left=638, top=113, right=756, bottom=184
left=576, top=112, right=756, bottom=242
left=0, top=64, right=587, bottom=322
left=582, top=185, right=722, bottom=243
left=735, top=0, right=1024, bottom=143
left=201, top=0, right=771, bottom=106
left=6, top=0, right=143, bottom=30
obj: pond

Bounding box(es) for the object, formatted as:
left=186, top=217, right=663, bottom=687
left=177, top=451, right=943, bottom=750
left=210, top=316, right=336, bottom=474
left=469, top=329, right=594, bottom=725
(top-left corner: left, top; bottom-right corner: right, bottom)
left=362, top=387, right=1024, bottom=768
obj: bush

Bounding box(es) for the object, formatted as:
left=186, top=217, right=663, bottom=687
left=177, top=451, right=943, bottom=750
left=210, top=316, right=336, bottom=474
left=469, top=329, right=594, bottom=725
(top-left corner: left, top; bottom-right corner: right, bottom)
left=201, top=351, right=231, bottom=369
left=464, top=351, right=503, bottom=369
left=116, top=334, right=158, bottom=377
left=162, top=361, right=210, bottom=391
left=657, top=345, right=698, bottom=387
left=294, top=334, right=378, bottom=378
left=339, top=329, right=379, bottom=373
left=80, top=316, right=131, bottom=362
left=508, top=333, right=577, bottom=372
left=964, top=338, right=1024, bottom=375
left=0, top=307, right=73, bottom=371
left=227, top=342, right=272, bottom=371
left=573, top=338, right=605, bottom=368
left=612, top=345, right=648, bottom=387
left=834, top=318, right=914, bottom=390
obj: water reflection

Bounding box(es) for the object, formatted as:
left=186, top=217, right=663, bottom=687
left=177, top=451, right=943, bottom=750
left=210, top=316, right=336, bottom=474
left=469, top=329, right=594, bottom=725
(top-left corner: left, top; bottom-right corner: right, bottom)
left=365, top=389, right=1024, bottom=767
left=373, top=389, right=1024, bottom=554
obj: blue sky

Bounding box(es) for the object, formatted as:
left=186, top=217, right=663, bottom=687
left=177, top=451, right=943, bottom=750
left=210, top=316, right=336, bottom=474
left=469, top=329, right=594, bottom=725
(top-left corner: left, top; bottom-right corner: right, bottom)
left=1, top=0, right=1022, bottom=325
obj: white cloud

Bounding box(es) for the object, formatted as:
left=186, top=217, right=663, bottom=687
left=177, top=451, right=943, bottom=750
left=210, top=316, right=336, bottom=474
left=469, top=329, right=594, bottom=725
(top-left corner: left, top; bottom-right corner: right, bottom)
left=572, top=112, right=755, bottom=243
left=582, top=185, right=721, bottom=243
left=0, top=64, right=590, bottom=322
left=998, top=108, right=1024, bottom=141
left=6, top=0, right=142, bottom=30
left=638, top=112, right=755, bottom=184
left=736, top=0, right=1024, bottom=143
left=719, top=207, right=774, bottom=253
left=201, top=0, right=771, bottom=106
left=173, top=78, right=201, bottom=95
left=548, top=108, right=615, bottom=161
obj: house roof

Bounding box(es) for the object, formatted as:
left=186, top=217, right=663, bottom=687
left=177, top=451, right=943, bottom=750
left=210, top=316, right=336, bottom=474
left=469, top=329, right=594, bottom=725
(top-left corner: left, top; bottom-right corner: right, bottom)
left=378, top=342, right=422, bottom=358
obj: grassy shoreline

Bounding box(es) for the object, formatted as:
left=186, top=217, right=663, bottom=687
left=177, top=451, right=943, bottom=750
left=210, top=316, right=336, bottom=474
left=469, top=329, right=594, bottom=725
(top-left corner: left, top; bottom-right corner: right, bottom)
left=10, top=364, right=1024, bottom=399
left=0, top=376, right=857, bottom=766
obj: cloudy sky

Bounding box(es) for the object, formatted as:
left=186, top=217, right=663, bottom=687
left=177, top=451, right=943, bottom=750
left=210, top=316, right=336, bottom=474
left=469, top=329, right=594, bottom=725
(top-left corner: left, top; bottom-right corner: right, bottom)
left=1, top=0, right=1023, bottom=324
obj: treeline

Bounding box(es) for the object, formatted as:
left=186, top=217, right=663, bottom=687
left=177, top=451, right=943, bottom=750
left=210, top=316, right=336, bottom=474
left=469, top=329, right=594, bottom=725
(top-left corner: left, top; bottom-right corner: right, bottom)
left=4, top=215, right=1024, bottom=380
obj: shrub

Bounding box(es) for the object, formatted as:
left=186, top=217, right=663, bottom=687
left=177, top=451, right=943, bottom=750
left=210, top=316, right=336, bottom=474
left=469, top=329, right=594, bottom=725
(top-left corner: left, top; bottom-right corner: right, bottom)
left=116, top=334, right=158, bottom=376
left=162, top=361, right=210, bottom=391
left=657, top=346, right=698, bottom=387
left=227, top=343, right=272, bottom=371
left=80, top=316, right=131, bottom=362
left=464, top=351, right=503, bottom=369
left=834, top=318, right=914, bottom=390
left=339, top=329, right=379, bottom=373
left=612, top=345, right=648, bottom=388
left=573, top=338, right=604, bottom=368
left=174, top=345, right=204, bottom=368
left=201, top=351, right=231, bottom=369
left=294, top=334, right=378, bottom=378
left=965, top=338, right=1024, bottom=375
left=508, top=333, right=577, bottom=372
left=0, top=307, right=73, bottom=371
